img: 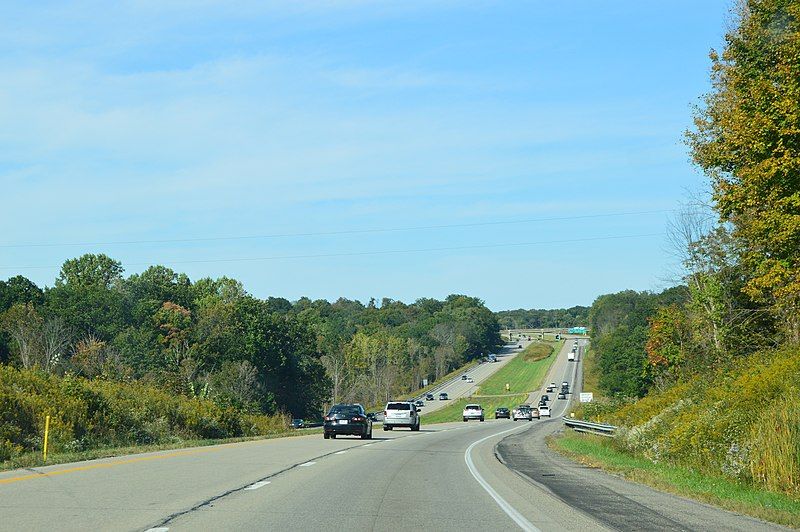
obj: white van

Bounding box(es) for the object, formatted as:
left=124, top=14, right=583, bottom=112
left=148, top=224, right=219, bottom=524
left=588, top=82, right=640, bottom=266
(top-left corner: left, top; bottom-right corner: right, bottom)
left=383, top=401, right=420, bottom=431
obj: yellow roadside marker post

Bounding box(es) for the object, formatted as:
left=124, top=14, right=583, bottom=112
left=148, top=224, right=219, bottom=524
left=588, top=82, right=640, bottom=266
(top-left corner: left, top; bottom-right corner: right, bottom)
left=43, top=415, right=50, bottom=463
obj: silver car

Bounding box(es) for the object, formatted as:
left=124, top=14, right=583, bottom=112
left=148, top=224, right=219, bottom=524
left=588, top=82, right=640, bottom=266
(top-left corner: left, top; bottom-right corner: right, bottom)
left=513, top=407, right=534, bottom=421
left=383, top=401, right=420, bottom=431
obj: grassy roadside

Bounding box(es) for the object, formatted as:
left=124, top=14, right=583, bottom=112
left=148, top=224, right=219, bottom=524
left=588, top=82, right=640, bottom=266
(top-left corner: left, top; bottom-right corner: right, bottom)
left=550, top=431, right=800, bottom=529
left=422, top=394, right=529, bottom=424
left=0, top=427, right=314, bottom=473
left=579, top=344, right=602, bottom=397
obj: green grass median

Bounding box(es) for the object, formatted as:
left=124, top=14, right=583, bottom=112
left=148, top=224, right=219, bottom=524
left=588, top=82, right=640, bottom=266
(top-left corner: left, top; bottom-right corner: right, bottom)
left=478, top=341, right=559, bottom=396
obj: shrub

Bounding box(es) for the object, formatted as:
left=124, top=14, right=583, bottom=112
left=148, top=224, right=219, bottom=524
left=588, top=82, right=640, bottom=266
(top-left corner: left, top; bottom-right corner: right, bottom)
left=0, top=365, right=288, bottom=463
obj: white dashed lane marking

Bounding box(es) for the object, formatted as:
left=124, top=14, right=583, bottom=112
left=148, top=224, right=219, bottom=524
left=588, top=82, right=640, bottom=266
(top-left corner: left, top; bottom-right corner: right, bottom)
left=335, top=450, right=348, bottom=455
left=299, top=461, right=316, bottom=467
left=244, top=481, right=271, bottom=490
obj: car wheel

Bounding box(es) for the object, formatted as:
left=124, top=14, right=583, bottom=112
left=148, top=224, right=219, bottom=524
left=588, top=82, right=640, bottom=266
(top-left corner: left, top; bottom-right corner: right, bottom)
left=463, top=418, right=467, bottom=422
left=330, top=434, right=336, bottom=439
left=324, top=432, right=330, bottom=439
left=383, top=425, right=388, bottom=431
left=412, top=422, right=419, bottom=431
left=480, top=417, right=484, bottom=422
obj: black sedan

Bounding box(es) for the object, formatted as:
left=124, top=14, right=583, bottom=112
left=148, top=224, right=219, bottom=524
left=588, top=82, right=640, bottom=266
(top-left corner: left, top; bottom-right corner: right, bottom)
left=323, top=404, right=373, bottom=440
left=495, top=407, right=510, bottom=419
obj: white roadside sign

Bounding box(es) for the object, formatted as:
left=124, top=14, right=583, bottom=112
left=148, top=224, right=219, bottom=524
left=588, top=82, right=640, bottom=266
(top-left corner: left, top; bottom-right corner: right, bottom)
left=579, top=392, right=593, bottom=403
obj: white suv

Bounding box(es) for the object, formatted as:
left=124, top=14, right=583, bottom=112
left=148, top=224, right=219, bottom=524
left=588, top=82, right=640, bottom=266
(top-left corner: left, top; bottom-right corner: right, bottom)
left=462, top=404, right=484, bottom=422
left=383, top=401, right=420, bottom=431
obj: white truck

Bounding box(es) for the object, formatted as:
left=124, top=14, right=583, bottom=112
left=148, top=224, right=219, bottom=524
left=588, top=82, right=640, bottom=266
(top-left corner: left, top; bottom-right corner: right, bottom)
left=568, top=352, right=575, bottom=361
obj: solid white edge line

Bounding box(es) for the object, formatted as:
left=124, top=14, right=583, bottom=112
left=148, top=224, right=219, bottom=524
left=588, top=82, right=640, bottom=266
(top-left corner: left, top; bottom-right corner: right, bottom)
left=299, top=461, right=316, bottom=467
left=464, top=424, right=541, bottom=532
left=144, top=528, right=169, bottom=532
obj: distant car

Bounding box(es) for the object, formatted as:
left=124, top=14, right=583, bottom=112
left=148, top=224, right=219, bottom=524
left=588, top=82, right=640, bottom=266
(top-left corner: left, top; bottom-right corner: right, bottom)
left=541, top=395, right=550, bottom=402
left=324, top=404, right=372, bottom=440
left=466, top=377, right=474, bottom=383
left=439, top=392, right=449, bottom=400
left=546, top=385, right=555, bottom=393
left=462, top=375, right=468, bottom=380
left=562, top=381, right=569, bottom=388
left=550, top=382, right=557, bottom=389
left=291, top=419, right=304, bottom=429
left=538, top=405, right=551, bottom=417
left=513, top=407, right=533, bottom=421
left=463, top=404, right=484, bottom=422
left=557, top=392, right=566, bottom=400
left=425, top=393, right=435, bottom=401
left=383, top=401, right=420, bottom=431
left=366, top=412, right=377, bottom=421
left=414, top=400, right=424, bottom=408
left=487, top=354, right=497, bottom=362
left=495, top=407, right=510, bottom=419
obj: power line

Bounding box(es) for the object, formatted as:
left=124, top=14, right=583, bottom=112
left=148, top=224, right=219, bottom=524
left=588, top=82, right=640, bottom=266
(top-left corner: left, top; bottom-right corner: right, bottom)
left=0, top=209, right=672, bottom=248
left=0, top=232, right=663, bottom=270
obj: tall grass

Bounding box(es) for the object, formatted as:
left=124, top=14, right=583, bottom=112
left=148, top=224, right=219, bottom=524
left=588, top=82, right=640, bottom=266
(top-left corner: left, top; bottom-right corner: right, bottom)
left=749, top=393, right=800, bottom=494
left=594, top=347, right=800, bottom=496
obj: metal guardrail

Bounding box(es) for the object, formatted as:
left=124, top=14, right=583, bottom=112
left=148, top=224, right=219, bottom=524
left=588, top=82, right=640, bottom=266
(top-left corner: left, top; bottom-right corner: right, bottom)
left=563, top=418, right=617, bottom=437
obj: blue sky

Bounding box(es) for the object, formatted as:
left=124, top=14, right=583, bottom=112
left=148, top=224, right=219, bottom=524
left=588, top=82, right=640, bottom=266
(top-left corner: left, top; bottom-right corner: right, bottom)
left=1, top=1, right=731, bottom=310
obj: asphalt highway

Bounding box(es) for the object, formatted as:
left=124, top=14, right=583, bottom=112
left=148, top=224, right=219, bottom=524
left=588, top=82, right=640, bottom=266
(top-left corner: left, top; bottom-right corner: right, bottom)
left=0, top=337, right=784, bottom=531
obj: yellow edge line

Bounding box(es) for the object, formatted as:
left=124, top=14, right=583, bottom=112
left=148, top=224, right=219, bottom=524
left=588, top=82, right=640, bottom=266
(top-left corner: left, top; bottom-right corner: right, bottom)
left=0, top=446, right=221, bottom=485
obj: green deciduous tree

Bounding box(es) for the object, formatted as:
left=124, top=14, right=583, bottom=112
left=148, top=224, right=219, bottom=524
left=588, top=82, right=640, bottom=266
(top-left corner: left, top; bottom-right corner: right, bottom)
left=688, top=0, right=800, bottom=341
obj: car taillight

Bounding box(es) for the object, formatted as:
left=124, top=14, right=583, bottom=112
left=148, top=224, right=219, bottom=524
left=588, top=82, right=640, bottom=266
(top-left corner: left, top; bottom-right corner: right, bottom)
left=353, top=416, right=363, bottom=421
left=384, top=411, right=387, bottom=416
left=324, top=416, right=331, bottom=421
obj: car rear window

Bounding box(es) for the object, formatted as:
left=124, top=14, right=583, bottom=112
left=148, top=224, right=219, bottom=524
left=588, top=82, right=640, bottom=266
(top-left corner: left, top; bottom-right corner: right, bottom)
left=330, top=406, right=361, bottom=416
left=387, top=403, right=411, bottom=410
left=466, top=405, right=481, bottom=409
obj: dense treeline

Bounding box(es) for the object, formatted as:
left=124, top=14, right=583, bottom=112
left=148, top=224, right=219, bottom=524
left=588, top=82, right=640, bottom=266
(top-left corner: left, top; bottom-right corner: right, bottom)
left=587, top=287, right=687, bottom=397
left=0, top=255, right=500, bottom=426
left=494, top=306, right=589, bottom=329
left=583, top=0, right=800, bottom=497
